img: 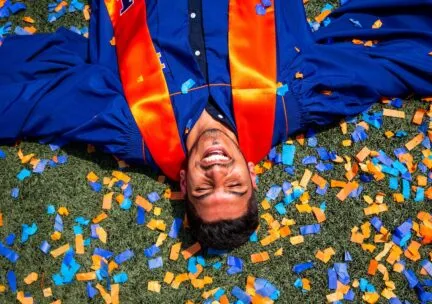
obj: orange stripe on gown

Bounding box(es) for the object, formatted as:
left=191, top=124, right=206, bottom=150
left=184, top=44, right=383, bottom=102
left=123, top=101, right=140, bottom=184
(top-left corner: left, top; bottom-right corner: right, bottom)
left=104, top=0, right=185, bottom=181
left=229, top=0, right=277, bottom=164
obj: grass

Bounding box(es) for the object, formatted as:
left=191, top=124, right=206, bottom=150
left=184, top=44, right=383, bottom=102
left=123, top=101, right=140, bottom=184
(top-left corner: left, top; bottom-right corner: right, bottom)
left=0, top=0, right=431, bottom=303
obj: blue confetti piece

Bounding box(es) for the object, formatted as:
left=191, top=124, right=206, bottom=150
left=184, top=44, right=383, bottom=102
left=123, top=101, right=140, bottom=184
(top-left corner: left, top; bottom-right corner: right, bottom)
left=0, top=242, right=19, bottom=263
left=214, top=288, right=225, bottom=300
left=395, top=130, right=408, bottom=138
left=315, top=161, right=333, bottom=172
left=284, top=165, right=295, bottom=175
left=54, top=214, right=64, bottom=232
left=323, top=17, right=331, bottom=27
left=359, top=173, right=373, bottom=183
left=307, top=137, right=318, bottom=147
left=344, top=289, right=355, bottom=301
left=231, top=286, right=251, bottom=304
left=115, top=249, right=134, bottom=265
left=5, top=233, right=15, bottom=246
left=261, top=0, right=272, bottom=7
left=144, top=245, right=160, bottom=258
left=17, top=168, right=31, bottom=181
left=391, top=98, right=403, bottom=108
left=255, top=3, right=266, bottom=15
left=299, top=224, right=320, bottom=235
left=168, top=218, right=183, bottom=238
left=302, top=156, right=317, bottom=165
left=88, top=181, right=102, bottom=192
left=7, top=270, right=17, bottom=293
left=329, top=268, right=338, bottom=290
left=276, top=84, right=288, bottom=96
left=148, top=256, right=163, bottom=269
left=94, top=248, right=114, bottom=259
left=123, top=184, right=133, bottom=198
left=293, top=262, right=314, bottom=274
left=227, top=256, right=244, bottom=275
left=87, top=282, right=98, bottom=298
left=403, top=269, right=419, bottom=289
left=21, top=223, right=38, bottom=243
left=266, top=185, right=282, bottom=200
left=0, top=149, right=6, bottom=159
left=181, top=79, right=196, bottom=94
left=255, top=278, right=280, bottom=300
left=344, top=251, right=352, bottom=262
left=137, top=206, right=146, bottom=225
left=57, top=154, right=68, bottom=164
left=10, top=187, right=19, bottom=198
left=49, top=144, right=60, bottom=151
left=316, top=147, right=330, bottom=160
left=334, top=263, right=350, bottom=285
left=113, top=272, right=128, bottom=284
left=14, top=25, right=32, bottom=35
left=282, top=144, right=295, bottom=166
left=370, top=217, right=383, bottom=232
left=147, top=192, right=160, bottom=203
left=349, top=18, right=362, bottom=28
left=40, top=240, right=51, bottom=254
left=91, top=224, right=100, bottom=238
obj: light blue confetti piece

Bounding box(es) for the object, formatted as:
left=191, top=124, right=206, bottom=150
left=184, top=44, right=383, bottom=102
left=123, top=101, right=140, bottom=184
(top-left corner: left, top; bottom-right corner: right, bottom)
left=148, top=256, right=163, bottom=270
left=282, top=144, right=295, bottom=166
left=344, top=251, right=352, bottom=262
left=196, top=255, right=206, bottom=267
left=40, top=240, right=51, bottom=254
left=75, top=216, right=90, bottom=225
left=49, top=144, right=60, bottom=151
left=323, top=17, right=331, bottom=27
left=120, top=198, right=132, bottom=210
left=415, top=187, right=424, bottom=202
left=274, top=203, right=286, bottom=215
left=276, top=84, right=289, bottom=96
left=322, top=3, right=334, bottom=12
left=214, top=288, right=225, bottom=300
left=73, top=226, right=83, bottom=235
left=54, top=214, right=63, bottom=232
left=188, top=257, right=198, bottom=273
left=181, top=79, right=196, bottom=94
left=33, top=159, right=48, bottom=173
left=349, top=18, right=362, bottom=28
left=21, top=223, right=38, bottom=243
left=389, top=177, right=399, bottom=190
left=402, top=179, right=410, bottom=199
left=84, top=238, right=91, bottom=246
left=320, top=202, right=326, bottom=211
left=213, top=261, right=223, bottom=270
left=113, top=272, right=128, bottom=284
left=266, top=185, right=282, bottom=200
left=294, top=277, right=303, bottom=289
left=249, top=231, right=258, bottom=242
left=393, top=160, right=408, bottom=174
left=0, top=22, right=12, bottom=36
left=10, top=187, right=19, bottom=198
left=17, top=168, right=31, bottom=181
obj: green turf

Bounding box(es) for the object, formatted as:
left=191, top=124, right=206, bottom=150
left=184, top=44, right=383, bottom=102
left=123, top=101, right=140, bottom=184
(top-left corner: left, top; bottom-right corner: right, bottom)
left=0, top=1, right=431, bottom=303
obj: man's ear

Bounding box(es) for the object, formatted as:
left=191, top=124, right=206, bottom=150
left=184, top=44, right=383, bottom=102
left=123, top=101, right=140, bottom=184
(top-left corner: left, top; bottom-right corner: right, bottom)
left=180, top=169, right=187, bottom=195
left=247, top=162, right=257, bottom=189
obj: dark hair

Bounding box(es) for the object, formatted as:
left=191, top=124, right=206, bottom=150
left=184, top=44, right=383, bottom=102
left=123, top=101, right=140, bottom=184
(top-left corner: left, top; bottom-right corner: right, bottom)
left=185, top=192, right=259, bottom=250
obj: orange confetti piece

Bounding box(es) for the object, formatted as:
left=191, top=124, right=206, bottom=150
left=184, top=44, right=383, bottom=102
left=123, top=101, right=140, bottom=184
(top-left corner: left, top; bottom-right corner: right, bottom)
left=405, top=133, right=425, bottom=151
left=111, top=284, right=119, bottom=304
left=96, top=283, right=112, bottom=303
left=75, top=234, right=84, bottom=254
left=50, top=244, right=70, bottom=258
left=112, top=170, right=131, bottom=183
left=290, top=235, right=304, bottom=245
left=315, top=247, right=335, bottom=263
left=315, top=9, right=331, bottom=23
left=372, top=19, right=382, bottom=29
left=135, top=195, right=153, bottom=212
left=352, top=39, right=364, bottom=45
left=367, top=259, right=378, bottom=275
left=76, top=272, right=96, bottom=281
left=300, top=169, right=312, bottom=188
left=92, top=212, right=108, bottom=224
left=312, top=207, right=326, bottom=223
left=274, top=248, right=283, bottom=256
left=412, top=109, right=426, bottom=125
left=169, top=242, right=182, bottom=261
left=96, top=227, right=108, bottom=243
left=23, top=272, right=38, bottom=285
left=50, top=231, right=61, bottom=241
left=363, top=292, right=380, bottom=304
left=110, top=37, right=116, bottom=46
left=43, top=288, right=52, bottom=297
left=164, top=272, right=175, bottom=284
left=83, top=5, right=91, bottom=20
left=295, top=72, right=304, bottom=79
left=356, top=146, right=371, bottom=162
left=251, top=251, right=270, bottom=263
left=364, top=204, right=388, bottom=216
left=170, top=191, right=185, bottom=200
left=0, top=212, right=3, bottom=227
left=57, top=207, right=69, bottom=216
left=336, top=181, right=359, bottom=201
left=383, top=108, right=405, bottom=118
left=326, top=292, right=344, bottom=302
left=22, top=16, right=35, bottom=23
left=404, top=240, right=421, bottom=261
left=102, top=192, right=113, bottom=210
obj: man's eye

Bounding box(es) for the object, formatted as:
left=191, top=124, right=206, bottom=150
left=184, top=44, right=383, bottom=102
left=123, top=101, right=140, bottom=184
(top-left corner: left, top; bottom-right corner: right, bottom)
left=229, top=183, right=241, bottom=187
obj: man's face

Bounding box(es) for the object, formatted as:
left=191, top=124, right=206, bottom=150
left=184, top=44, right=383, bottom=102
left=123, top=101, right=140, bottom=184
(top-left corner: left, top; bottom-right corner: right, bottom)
left=180, top=128, right=257, bottom=223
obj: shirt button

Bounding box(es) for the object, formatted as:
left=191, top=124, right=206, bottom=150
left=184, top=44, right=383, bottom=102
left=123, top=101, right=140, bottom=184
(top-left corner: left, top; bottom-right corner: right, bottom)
left=194, top=50, right=201, bottom=56
left=217, top=114, right=224, bottom=119
left=190, top=12, right=196, bottom=19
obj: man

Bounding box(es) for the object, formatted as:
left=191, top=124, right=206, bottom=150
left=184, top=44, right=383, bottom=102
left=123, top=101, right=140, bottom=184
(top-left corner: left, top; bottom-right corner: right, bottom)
left=0, top=0, right=431, bottom=249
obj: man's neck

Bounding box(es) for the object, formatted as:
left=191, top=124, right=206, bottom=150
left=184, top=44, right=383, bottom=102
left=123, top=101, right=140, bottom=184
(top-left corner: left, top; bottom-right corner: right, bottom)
left=186, top=109, right=237, bottom=151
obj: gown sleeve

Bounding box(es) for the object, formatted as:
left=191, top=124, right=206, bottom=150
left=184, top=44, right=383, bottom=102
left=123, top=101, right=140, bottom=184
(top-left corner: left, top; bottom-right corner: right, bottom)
left=0, top=1, right=146, bottom=165
left=290, top=0, right=432, bottom=130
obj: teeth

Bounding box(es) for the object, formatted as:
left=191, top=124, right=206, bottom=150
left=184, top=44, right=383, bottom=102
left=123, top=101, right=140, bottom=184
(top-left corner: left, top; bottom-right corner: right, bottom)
left=203, top=154, right=229, bottom=163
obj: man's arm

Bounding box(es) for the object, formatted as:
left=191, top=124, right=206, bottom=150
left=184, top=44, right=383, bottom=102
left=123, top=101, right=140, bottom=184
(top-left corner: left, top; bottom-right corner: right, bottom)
left=0, top=25, right=145, bottom=165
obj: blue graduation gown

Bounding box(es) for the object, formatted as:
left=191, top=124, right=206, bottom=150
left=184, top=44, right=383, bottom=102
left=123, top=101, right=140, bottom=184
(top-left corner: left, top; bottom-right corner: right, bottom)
left=0, top=0, right=431, bottom=173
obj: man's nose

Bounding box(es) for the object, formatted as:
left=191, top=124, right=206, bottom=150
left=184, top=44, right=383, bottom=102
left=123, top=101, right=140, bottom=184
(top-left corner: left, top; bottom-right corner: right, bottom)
left=205, top=165, right=228, bottom=179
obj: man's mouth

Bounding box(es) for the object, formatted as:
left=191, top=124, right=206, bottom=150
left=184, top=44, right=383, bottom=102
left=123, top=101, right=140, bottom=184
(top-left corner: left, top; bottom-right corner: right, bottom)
left=201, top=146, right=231, bottom=166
